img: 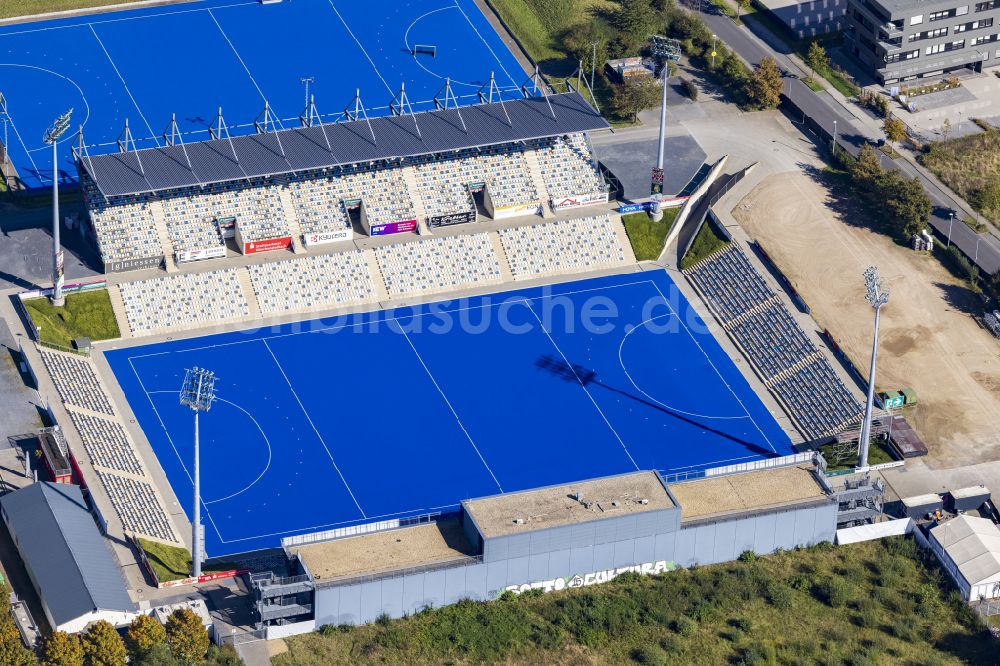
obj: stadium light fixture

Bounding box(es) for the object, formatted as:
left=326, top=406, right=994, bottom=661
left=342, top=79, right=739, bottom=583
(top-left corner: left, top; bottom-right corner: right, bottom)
left=43, top=108, right=73, bottom=307
left=180, top=367, right=217, bottom=578
left=648, top=36, right=681, bottom=221
left=857, top=266, right=888, bottom=471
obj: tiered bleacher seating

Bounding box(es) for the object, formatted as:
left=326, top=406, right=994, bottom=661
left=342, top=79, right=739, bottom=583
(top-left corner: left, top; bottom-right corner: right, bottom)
left=286, top=172, right=351, bottom=239
left=82, top=177, right=163, bottom=264
left=499, top=214, right=627, bottom=280
left=39, top=349, right=115, bottom=415
left=96, top=471, right=178, bottom=542
left=530, top=133, right=606, bottom=201
left=160, top=187, right=225, bottom=254
left=119, top=268, right=249, bottom=334
left=248, top=251, right=375, bottom=314
left=375, top=233, right=502, bottom=298
left=68, top=411, right=145, bottom=477
left=685, top=244, right=864, bottom=440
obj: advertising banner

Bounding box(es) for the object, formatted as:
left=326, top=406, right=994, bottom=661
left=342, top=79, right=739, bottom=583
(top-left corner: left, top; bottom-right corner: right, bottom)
left=176, top=245, right=227, bottom=263
left=370, top=219, right=417, bottom=236
left=244, top=236, right=292, bottom=255
left=304, top=229, right=352, bottom=247
left=551, top=192, right=610, bottom=211
left=498, top=560, right=676, bottom=597
left=105, top=255, right=165, bottom=273
left=428, top=210, right=477, bottom=228
left=492, top=202, right=542, bottom=220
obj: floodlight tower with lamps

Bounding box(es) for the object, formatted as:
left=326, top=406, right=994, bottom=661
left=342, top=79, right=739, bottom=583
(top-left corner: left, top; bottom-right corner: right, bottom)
left=857, top=266, right=889, bottom=470
left=649, top=35, right=682, bottom=221
left=180, top=367, right=217, bottom=578
left=43, top=109, right=73, bottom=307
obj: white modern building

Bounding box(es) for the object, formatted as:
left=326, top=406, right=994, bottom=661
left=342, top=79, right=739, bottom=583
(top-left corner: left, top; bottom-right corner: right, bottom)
left=929, top=514, right=1000, bottom=602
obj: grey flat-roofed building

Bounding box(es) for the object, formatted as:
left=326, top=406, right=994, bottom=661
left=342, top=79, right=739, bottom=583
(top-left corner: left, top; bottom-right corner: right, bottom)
left=846, top=0, right=1000, bottom=83
left=758, top=0, right=848, bottom=39
left=0, top=483, right=136, bottom=633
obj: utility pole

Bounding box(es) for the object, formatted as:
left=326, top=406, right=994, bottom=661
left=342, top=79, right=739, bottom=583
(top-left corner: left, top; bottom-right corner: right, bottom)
left=299, top=76, right=315, bottom=113
left=858, top=266, right=889, bottom=470
left=180, top=367, right=217, bottom=578
left=649, top=35, right=682, bottom=221
left=43, top=109, right=73, bottom=307
left=591, top=42, right=598, bottom=90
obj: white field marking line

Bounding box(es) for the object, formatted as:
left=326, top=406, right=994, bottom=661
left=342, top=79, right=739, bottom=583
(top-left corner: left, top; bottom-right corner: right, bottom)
left=0, top=1, right=258, bottom=38
left=617, top=313, right=750, bottom=420
left=126, top=357, right=226, bottom=543
left=213, top=501, right=465, bottom=544
left=1, top=104, right=40, bottom=178
left=392, top=319, right=504, bottom=493
left=88, top=24, right=160, bottom=145
left=124, top=278, right=661, bottom=358
left=326, top=0, right=393, bottom=95
left=0, top=64, right=92, bottom=153
left=260, top=338, right=367, bottom=518
left=206, top=8, right=281, bottom=125
left=521, top=299, right=641, bottom=471
left=666, top=454, right=760, bottom=472
left=452, top=0, right=519, bottom=91
left=648, top=281, right=779, bottom=455
left=403, top=5, right=483, bottom=89
left=148, top=390, right=272, bottom=505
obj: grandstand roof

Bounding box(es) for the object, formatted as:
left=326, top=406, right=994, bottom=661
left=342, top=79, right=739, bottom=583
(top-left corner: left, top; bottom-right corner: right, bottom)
left=78, top=92, right=609, bottom=198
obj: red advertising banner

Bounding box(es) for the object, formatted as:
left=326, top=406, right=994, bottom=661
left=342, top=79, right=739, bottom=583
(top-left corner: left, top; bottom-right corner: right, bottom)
left=156, top=569, right=247, bottom=589
left=243, top=236, right=292, bottom=255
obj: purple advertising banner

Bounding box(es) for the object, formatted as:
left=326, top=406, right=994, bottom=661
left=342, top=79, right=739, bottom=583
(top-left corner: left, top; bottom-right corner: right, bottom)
left=370, top=219, right=418, bottom=236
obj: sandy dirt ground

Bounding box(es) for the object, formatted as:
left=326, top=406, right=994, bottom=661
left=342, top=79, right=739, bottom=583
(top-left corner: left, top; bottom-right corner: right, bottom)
left=732, top=170, right=1000, bottom=468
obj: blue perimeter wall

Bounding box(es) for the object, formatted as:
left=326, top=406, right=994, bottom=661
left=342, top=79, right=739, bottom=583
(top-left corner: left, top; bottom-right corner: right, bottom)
left=104, top=270, right=793, bottom=556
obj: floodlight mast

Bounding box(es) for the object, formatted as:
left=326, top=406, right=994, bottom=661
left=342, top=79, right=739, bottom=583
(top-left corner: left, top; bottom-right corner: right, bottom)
left=857, top=266, right=889, bottom=471
left=43, top=109, right=73, bottom=306
left=649, top=36, right=681, bottom=222
left=180, top=367, right=217, bottom=578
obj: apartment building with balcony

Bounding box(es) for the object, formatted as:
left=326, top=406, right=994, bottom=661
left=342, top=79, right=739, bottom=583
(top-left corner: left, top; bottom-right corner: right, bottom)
left=846, top=0, right=1000, bottom=83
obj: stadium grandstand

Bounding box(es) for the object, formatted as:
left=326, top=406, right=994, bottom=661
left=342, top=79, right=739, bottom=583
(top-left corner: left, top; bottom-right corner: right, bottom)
left=75, top=91, right=612, bottom=273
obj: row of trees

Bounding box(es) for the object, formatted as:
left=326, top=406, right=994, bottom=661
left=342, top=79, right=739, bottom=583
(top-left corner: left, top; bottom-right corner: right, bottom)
left=846, top=144, right=932, bottom=239
left=39, top=610, right=238, bottom=666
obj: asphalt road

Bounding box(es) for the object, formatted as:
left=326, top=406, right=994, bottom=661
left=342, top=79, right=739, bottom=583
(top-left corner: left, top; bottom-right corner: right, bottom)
left=700, top=8, right=1000, bottom=275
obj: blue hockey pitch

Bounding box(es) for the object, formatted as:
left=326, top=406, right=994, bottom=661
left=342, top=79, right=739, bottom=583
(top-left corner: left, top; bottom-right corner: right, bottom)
left=0, top=0, right=526, bottom=188
left=105, top=271, right=793, bottom=556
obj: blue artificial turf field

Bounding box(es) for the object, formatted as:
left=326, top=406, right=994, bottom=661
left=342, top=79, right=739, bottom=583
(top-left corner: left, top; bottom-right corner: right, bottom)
left=0, top=0, right=527, bottom=188
left=105, top=271, right=793, bottom=556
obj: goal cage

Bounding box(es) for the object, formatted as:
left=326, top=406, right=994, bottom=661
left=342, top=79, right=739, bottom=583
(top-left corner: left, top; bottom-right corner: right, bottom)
left=412, top=44, right=437, bottom=57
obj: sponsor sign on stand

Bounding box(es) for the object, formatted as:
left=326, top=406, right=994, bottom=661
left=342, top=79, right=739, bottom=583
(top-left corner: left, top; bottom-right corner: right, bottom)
left=304, top=229, right=352, bottom=247
left=176, top=245, right=227, bottom=263
left=428, top=210, right=477, bottom=228
left=244, top=236, right=292, bottom=255
left=551, top=192, right=610, bottom=212
left=105, top=255, right=165, bottom=273
left=499, top=560, right=675, bottom=597
left=492, top=202, right=542, bottom=220
left=370, top=219, right=417, bottom=236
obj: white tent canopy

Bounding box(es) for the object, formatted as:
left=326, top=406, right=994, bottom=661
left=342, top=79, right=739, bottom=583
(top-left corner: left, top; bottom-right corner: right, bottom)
left=930, top=514, right=1000, bottom=601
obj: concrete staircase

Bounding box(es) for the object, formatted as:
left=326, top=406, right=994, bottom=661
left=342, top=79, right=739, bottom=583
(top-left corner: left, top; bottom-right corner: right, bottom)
left=488, top=231, right=514, bottom=282
left=278, top=186, right=305, bottom=254
left=523, top=149, right=554, bottom=218
left=400, top=166, right=431, bottom=235
left=363, top=249, right=390, bottom=302
left=235, top=267, right=262, bottom=319
left=610, top=215, right=637, bottom=265
left=148, top=200, right=178, bottom=272
left=106, top=284, right=132, bottom=338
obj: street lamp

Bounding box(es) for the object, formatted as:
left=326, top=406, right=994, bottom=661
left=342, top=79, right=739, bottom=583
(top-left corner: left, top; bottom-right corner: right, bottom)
left=858, top=266, right=889, bottom=471
left=831, top=119, right=838, bottom=154
left=649, top=35, right=682, bottom=220
left=975, top=234, right=981, bottom=263
left=180, top=367, right=217, bottom=578
left=947, top=212, right=954, bottom=248
left=43, top=109, right=73, bottom=307
left=711, top=34, right=718, bottom=68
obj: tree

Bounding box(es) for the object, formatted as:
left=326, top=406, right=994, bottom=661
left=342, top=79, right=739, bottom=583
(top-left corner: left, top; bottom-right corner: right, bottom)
left=611, top=0, right=658, bottom=53
left=126, top=615, right=167, bottom=659
left=881, top=172, right=932, bottom=238
left=850, top=144, right=884, bottom=193
left=941, top=117, right=953, bottom=141
left=736, top=0, right=751, bottom=19
left=81, top=621, right=127, bottom=666
left=611, top=76, right=662, bottom=122
left=882, top=114, right=907, bottom=149
left=744, top=56, right=783, bottom=109
left=721, top=53, right=748, bottom=84
left=0, top=639, right=35, bottom=666
left=41, top=631, right=85, bottom=666
left=561, top=20, right=611, bottom=78
left=165, top=609, right=209, bottom=664
left=972, top=176, right=1000, bottom=214
left=806, top=41, right=828, bottom=81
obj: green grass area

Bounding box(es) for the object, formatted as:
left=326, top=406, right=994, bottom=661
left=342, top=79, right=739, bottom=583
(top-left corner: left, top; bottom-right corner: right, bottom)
left=137, top=538, right=238, bottom=584
left=0, top=0, right=155, bottom=20
left=487, top=0, right=614, bottom=65
left=622, top=207, right=681, bottom=261
left=818, top=438, right=896, bottom=471
left=919, top=130, right=1000, bottom=226
left=680, top=217, right=730, bottom=270
left=23, top=290, right=120, bottom=349
left=276, top=538, right=997, bottom=665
